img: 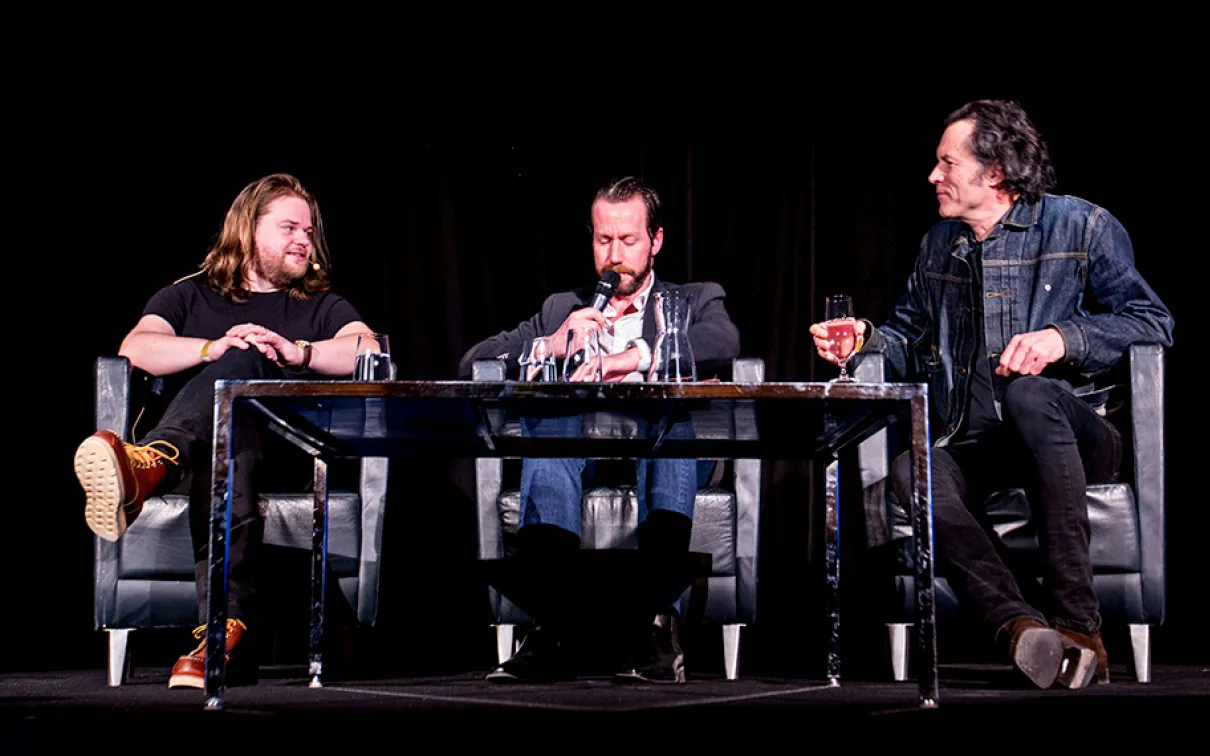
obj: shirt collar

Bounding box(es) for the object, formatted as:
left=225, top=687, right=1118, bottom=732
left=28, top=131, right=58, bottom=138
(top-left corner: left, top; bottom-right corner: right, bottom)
left=604, top=273, right=655, bottom=319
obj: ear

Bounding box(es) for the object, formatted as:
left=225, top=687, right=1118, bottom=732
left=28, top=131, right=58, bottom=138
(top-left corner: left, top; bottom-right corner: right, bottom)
left=983, top=164, right=1005, bottom=188
left=651, top=227, right=664, bottom=256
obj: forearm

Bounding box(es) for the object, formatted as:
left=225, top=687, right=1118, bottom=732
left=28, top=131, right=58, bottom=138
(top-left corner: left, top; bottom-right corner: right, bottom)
left=687, top=285, right=741, bottom=374
left=306, top=334, right=366, bottom=376
left=118, top=332, right=215, bottom=376
left=459, top=317, right=546, bottom=378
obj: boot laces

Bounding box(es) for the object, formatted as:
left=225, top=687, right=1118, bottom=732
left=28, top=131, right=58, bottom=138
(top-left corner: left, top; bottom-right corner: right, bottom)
left=186, top=618, right=248, bottom=658
left=123, top=439, right=180, bottom=469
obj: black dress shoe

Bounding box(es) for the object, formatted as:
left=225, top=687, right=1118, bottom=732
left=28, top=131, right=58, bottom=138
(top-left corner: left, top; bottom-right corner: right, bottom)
left=486, top=625, right=574, bottom=684
left=615, top=610, right=685, bottom=684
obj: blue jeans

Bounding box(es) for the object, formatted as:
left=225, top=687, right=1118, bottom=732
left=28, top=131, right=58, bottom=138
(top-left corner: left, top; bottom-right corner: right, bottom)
left=519, top=411, right=700, bottom=617
left=518, top=413, right=698, bottom=534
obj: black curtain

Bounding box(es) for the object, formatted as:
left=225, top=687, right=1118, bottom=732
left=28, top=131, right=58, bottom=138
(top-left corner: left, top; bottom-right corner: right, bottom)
left=14, top=74, right=1200, bottom=676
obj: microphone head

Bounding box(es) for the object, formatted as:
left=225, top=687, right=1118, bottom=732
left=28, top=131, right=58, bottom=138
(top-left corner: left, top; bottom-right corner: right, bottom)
left=598, top=269, right=621, bottom=295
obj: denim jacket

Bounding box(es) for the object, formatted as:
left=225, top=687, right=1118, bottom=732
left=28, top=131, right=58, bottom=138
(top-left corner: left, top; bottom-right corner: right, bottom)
left=859, top=194, right=1174, bottom=446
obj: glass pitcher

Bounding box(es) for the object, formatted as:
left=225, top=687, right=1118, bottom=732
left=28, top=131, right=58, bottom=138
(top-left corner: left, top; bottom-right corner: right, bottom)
left=648, top=290, right=696, bottom=382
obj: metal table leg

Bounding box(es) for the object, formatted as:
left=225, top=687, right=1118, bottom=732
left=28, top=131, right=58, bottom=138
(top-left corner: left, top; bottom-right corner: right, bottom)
left=824, top=457, right=841, bottom=687
left=909, top=392, right=938, bottom=708
left=309, top=457, right=330, bottom=688
left=204, top=382, right=234, bottom=710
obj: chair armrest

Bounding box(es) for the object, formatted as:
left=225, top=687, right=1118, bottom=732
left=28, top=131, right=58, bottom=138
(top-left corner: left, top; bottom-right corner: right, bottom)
left=1129, top=343, right=1165, bottom=623
left=95, top=356, right=132, bottom=440
left=730, top=357, right=764, bottom=620
left=356, top=456, right=390, bottom=625
left=851, top=353, right=899, bottom=546
left=473, top=359, right=506, bottom=559
left=93, top=356, right=131, bottom=629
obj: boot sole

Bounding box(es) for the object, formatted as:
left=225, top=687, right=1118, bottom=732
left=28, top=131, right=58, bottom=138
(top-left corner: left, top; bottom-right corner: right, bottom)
left=1012, top=627, right=1064, bottom=689
left=75, top=436, right=128, bottom=542
left=1055, top=641, right=1099, bottom=689
left=167, top=671, right=204, bottom=689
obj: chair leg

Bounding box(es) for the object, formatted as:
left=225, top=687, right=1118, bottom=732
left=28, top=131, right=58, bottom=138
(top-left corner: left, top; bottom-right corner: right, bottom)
left=106, top=628, right=132, bottom=687
left=495, top=624, right=516, bottom=664
left=1129, top=624, right=1152, bottom=683
left=722, top=624, right=743, bottom=680
left=888, top=623, right=911, bottom=682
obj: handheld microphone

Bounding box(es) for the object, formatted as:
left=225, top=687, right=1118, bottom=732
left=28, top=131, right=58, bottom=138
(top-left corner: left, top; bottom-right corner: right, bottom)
left=566, top=270, right=622, bottom=376
left=590, top=270, right=622, bottom=311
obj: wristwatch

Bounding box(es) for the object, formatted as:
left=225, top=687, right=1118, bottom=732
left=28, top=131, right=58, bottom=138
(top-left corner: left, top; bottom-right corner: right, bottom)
left=293, top=340, right=313, bottom=369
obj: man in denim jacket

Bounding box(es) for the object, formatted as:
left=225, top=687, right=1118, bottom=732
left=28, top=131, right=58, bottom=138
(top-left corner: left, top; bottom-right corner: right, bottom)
left=811, top=100, right=1173, bottom=689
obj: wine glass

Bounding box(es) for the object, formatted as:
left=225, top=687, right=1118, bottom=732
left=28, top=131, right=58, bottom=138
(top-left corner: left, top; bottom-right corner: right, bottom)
left=824, top=295, right=858, bottom=382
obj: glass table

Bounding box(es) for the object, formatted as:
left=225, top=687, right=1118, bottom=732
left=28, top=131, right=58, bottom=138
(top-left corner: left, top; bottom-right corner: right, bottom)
left=202, top=379, right=937, bottom=708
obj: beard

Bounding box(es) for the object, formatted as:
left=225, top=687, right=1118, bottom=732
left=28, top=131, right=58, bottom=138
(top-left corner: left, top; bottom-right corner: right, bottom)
left=254, top=246, right=306, bottom=289
left=601, top=250, right=654, bottom=297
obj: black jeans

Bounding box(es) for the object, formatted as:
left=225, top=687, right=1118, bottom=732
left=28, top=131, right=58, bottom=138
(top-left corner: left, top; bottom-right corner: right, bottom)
left=139, top=349, right=309, bottom=624
left=891, top=376, right=1122, bottom=637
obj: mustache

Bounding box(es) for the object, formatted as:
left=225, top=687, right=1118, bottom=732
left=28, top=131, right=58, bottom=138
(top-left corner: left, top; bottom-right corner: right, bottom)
left=604, top=264, right=639, bottom=276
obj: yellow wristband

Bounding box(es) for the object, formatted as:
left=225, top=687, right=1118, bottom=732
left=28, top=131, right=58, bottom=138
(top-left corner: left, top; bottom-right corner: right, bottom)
left=201, top=339, right=215, bottom=363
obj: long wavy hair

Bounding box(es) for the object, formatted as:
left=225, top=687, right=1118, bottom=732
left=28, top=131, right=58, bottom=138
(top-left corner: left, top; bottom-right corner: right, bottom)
left=199, top=173, right=332, bottom=301
left=945, top=100, right=1056, bottom=204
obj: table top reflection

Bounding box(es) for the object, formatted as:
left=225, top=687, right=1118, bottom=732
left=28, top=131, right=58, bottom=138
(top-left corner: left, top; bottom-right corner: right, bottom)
left=217, top=378, right=926, bottom=460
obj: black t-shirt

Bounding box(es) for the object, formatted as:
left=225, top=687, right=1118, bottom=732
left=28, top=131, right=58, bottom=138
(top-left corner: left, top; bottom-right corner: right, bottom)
left=143, top=275, right=362, bottom=344
left=140, top=275, right=363, bottom=398
left=962, top=241, right=1001, bottom=440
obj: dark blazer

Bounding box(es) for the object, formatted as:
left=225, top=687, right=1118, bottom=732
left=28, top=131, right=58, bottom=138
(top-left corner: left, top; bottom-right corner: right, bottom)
left=458, top=277, right=741, bottom=379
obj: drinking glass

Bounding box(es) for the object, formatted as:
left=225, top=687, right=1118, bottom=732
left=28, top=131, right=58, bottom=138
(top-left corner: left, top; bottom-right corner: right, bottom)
left=518, top=336, right=558, bottom=382
left=353, top=333, right=396, bottom=380
left=563, top=328, right=603, bottom=382
left=824, top=295, right=858, bottom=382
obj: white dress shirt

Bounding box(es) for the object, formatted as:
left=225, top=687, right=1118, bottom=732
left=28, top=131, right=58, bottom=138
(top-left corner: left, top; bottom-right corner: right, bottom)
left=599, top=275, right=654, bottom=382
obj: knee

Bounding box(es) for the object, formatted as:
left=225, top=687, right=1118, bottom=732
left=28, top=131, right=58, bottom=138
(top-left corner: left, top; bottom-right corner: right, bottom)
left=1002, top=375, right=1061, bottom=422
left=891, top=448, right=962, bottom=507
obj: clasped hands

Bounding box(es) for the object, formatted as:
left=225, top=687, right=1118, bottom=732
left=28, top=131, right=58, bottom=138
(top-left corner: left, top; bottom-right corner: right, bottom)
left=206, top=323, right=310, bottom=368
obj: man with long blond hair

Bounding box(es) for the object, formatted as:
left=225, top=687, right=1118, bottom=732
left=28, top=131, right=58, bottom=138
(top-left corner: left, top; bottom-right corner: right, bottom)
left=73, top=173, right=375, bottom=689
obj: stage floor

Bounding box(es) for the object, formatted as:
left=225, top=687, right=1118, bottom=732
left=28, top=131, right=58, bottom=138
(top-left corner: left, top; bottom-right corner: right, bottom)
left=4, top=662, right=1208, bottom=748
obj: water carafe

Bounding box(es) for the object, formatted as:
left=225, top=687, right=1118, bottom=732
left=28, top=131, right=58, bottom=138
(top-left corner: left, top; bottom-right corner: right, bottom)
left=648, top=290, right=696, bottom=382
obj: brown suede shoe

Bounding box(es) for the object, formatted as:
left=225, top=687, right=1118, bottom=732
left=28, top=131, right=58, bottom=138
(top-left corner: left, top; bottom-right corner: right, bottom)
left=1054, top=626, right=1109, bottom=686
left=168, top=618, right=253, bottom=689
left=75, top=430, right=178, bottom=541
left=1002, top=616, right=1064, bottom=689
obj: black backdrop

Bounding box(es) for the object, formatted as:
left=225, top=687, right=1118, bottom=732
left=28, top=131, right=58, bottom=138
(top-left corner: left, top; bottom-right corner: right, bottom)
left=10, top=68, right=1201, bottom=678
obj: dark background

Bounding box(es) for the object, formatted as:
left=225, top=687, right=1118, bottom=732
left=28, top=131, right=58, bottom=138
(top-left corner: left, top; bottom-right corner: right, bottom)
left=8, top=55, right=1201, bottom=679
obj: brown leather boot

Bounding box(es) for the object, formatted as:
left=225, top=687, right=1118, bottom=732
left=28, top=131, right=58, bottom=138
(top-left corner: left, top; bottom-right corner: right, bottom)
left=168, top=618, right=254, bottom=689
left=75, top=430, right=179, bottom=542
left=1054, top=626, right=1109, bottom=686
left=1002, top=616, right=1064, bottom=689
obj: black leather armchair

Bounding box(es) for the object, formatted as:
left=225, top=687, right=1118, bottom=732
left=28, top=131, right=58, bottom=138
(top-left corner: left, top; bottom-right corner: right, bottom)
left=91, top=356, right=389, bottom=685
left=854, top=344, right=1165, bottom=683
left=471, top=357, right=764, bottom=680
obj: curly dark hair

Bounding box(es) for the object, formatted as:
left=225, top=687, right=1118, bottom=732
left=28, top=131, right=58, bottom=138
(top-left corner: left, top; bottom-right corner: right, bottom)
left=945, top=100, right=1056, bottom=204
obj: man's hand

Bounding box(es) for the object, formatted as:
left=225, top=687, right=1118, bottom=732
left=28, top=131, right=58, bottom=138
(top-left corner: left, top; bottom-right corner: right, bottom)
left=549, top=308, right=607, bottom=358
left=996, top=328, right=1067, bottom=376
left=234, top=325, right=307, bottom=367
left=809, top=319, right=866, bottom=365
